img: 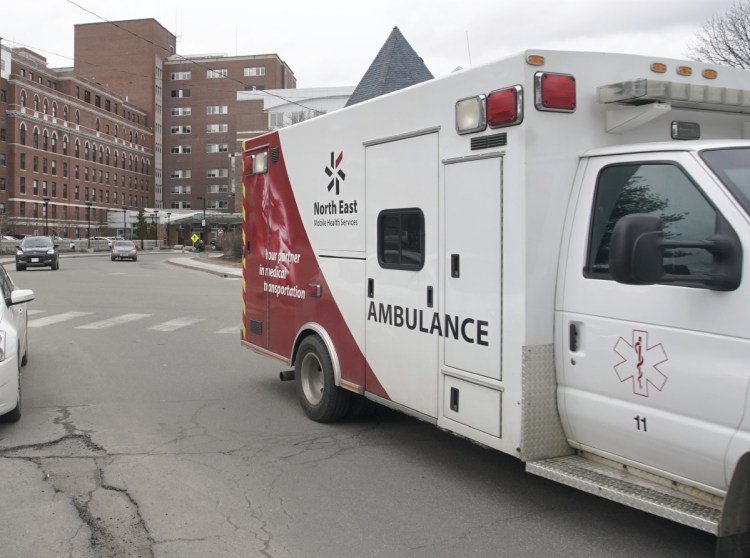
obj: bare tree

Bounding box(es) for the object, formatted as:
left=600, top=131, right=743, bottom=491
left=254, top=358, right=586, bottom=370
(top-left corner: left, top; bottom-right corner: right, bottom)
left=689, top=2, right=750, bottom=69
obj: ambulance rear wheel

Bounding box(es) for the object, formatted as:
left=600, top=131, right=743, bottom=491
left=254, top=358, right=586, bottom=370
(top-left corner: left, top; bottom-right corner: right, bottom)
left=295, top=336, right=350, bottom=422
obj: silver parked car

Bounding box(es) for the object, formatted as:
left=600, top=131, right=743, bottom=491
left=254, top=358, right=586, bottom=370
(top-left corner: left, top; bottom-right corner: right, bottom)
left=111, top=240, right=138, bottom=261
left=0, top=264, right=34, bottom=422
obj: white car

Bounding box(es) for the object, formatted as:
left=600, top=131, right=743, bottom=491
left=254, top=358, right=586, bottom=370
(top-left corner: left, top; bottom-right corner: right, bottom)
left=0, top=264, right=34, bottom=422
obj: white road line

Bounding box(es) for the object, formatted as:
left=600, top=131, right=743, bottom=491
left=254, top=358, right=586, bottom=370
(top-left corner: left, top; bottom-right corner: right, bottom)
left=76, top=313, right=153, bottom=330
left=216, top=325, right=241, bottom=334
left=27, top=309, right=45, bottom=315
left=147, top=316, right=205, bottom=332
left=28, top=312, right=94, bottom=328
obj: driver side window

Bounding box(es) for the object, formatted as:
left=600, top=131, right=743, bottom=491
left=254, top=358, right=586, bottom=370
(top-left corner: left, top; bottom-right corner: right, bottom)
left=587, top=162, right=719, bottom=279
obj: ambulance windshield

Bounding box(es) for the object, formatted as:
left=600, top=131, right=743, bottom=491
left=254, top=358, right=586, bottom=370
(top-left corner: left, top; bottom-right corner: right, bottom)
left=701, top=147, right=750, bottom=216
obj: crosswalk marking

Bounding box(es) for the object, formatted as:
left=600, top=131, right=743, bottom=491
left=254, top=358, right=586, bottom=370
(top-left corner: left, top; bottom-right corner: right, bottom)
left=28, top=312, right=94, bottom=328
left=147, top=316, right=205, bottom=332
left=76, top=313, right=152, bottom=330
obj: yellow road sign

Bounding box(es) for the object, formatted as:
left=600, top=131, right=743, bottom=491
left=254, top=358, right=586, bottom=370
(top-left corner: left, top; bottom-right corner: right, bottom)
left=191, top=233, right=199, bottom=243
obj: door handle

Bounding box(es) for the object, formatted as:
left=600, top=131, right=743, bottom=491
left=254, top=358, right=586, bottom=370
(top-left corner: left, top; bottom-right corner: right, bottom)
left=451, top=254, right=460, bottom=278
left=569, top=323, right=579, bottom=352
left=368, top=278, right=374, bottom=298
left=427, top=286, right=433, bottom=308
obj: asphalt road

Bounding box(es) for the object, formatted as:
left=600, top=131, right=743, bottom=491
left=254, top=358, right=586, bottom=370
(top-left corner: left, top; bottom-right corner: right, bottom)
left=0, top=253, right=717, bottom=557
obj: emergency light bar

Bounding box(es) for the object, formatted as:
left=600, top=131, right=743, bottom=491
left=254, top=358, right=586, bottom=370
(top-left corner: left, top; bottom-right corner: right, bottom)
left=598, top=79, right=750, bottom=114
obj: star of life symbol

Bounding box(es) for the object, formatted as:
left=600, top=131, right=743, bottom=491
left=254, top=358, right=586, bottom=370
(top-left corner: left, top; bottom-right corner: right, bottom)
left=324, top=151, right=346, bottom=195
left=613, top=330, right=668, bottom=397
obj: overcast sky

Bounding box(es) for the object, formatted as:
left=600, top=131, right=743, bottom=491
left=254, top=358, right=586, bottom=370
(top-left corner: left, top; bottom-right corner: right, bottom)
left=1, top=0, right=741, bottom=88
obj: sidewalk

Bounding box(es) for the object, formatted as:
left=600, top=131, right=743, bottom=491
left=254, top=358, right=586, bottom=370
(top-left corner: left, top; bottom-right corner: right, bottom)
left=166, top=253, right=242, bottom=278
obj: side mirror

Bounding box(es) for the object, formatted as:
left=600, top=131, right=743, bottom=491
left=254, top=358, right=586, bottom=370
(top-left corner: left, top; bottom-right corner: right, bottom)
left=9, top=289, right=35, bottom=306
left=609, top=213, right=742, bottom=291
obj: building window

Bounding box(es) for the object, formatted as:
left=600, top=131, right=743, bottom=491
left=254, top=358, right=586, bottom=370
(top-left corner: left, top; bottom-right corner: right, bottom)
left=51, top=133, right=57, bottom=153
left=19, top=177, right=25, bottom=194
left=42, top=130, right=49, bottom=151
left=63, top=136, right=68, bottom=155
left=33, top=128, right=39, bottom=148
left=63, top=106, right=68, bottom=121
left=19, top=202, right=25, bottom=217
left=170, top=170, right=191, bottom=179
left=206, top=124, right=229, bottom=133
left=0, top=128, right=5, bottom=142
left=208, top=200, right=229, bottom=209
left=84, top=90, right=91, bottom=103
left=244, top=67, right=266, bottom=76
left=170, top=145, right=192, bottom=154
left=170, top=185, right=192, bottom=194
left=170, top=72, right=191, bottom=80
left=206, top=105, right=228, bottom=115
left=171, top=107, right=192, bottom=116
left=206, top=169, right=228, bottom=178
left=0, top=154, right=5, bottom=166
left=0, top=178, right=5, bottom=191
left=171, top=125, right=191, bottom=134
left=206, top=143, right=228, bottom=153
left=20, top=90, right=27, bottom=108
left=19, top=124, right=26, bottom=145
left=206, top=69, right=228, bottom=79
left=170, top=89, right=191, bottom=98
left=33, top=179, right=38, bottom=195
left=19, top=154, right=25, bottom=170
left=207, top=184, right=229, bottom=194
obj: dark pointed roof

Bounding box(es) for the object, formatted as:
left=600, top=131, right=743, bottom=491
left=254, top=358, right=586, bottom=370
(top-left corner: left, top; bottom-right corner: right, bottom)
left=345, top=27, right=433, bottom=107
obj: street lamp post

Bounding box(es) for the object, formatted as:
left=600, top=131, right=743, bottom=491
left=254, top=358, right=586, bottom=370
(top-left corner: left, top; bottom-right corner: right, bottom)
left=166, top=212, right=171, bottom=247
left=43, top=197, right=50, bottom=236
left=122, top=207, right=127, bottom=239
left=151, top=210, right=158, bottom=247
left=197, top=196, right=208, bottom=246
left=85, top=202, right=92, bottom=249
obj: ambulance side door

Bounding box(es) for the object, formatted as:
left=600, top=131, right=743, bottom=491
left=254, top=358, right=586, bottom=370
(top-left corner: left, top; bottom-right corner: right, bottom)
left=557, top=152, right=750, bottom=491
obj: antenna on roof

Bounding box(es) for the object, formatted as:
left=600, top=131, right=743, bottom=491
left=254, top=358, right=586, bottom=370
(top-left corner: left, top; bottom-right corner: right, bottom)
left=465, top=31, right=473, bottom=67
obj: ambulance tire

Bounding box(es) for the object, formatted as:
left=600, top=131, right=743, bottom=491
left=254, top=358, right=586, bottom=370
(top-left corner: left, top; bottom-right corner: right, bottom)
left=295, top=335, right=351, bottom=422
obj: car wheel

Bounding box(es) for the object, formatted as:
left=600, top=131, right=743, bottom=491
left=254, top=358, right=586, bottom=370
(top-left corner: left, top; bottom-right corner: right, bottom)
left=0, top=353, right=21, bottom=423
left=133, top=256, right=137, bottom=261
left=111, top=256, right=116, bottom=261
left=295, top=335, right=350, bottom=422
left=16, top=265, right=25, bottom=271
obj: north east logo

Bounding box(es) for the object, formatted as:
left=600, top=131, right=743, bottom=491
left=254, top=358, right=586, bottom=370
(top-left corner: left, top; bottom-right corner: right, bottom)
left=325, top=151, right=345, bottom=195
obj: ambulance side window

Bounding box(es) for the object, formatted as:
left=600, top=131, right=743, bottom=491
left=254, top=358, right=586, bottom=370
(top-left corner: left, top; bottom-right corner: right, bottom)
left=587, top=162, right=719, bottom=281
left=378, top=209, right=425, bottom=270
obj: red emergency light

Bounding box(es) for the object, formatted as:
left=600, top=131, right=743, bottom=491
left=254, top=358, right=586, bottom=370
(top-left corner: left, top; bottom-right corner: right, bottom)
left=487, top=86, right=523, bottom=128
left=535, top=72, right=576, bottom=112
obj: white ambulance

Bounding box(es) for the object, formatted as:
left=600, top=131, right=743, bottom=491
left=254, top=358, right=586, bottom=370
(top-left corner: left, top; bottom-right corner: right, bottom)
left=241, top=50, right=750, bottom=555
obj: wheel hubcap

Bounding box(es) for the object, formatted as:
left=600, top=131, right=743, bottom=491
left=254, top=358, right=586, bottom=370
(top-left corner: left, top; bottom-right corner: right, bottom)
left=300, top=353, right=324, bottom=405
